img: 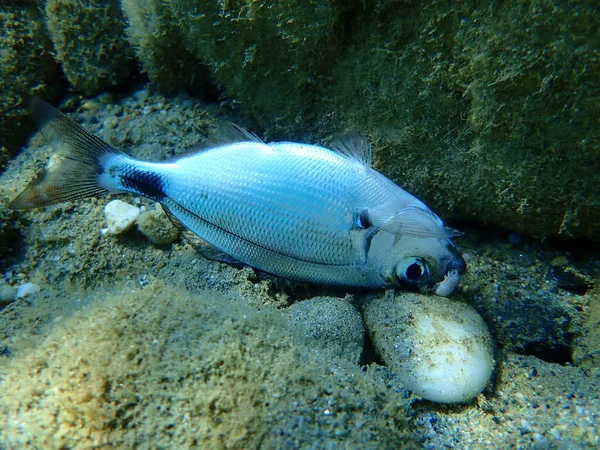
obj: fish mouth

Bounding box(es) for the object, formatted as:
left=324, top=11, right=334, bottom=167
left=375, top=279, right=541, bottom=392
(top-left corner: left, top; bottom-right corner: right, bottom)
left=433, top=244, right=466, bottom=296
left=443, top=243, right=466, bottom=275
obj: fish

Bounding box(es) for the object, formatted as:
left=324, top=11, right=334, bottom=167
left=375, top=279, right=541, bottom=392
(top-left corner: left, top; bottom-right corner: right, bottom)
left=9, top=98, right=466, bottom=294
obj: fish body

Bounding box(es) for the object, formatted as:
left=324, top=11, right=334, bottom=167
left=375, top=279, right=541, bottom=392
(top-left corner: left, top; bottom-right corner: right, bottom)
left=10, top=99, right=465, bottom=293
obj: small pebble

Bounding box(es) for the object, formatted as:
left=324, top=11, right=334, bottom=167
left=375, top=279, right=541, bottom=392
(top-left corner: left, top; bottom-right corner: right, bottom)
left=136, top=204, right=178, bottom=245
left=133, top=88, right=149, bottom=102
left=16, top=282, right=40, bottom=298
left=104, top=200, right=140, bottom=235
left=0, top=284, right=17, bottom=304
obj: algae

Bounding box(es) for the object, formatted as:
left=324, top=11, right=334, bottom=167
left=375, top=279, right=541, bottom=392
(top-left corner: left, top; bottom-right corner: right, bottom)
left=120, top=0, right=215, bottom=97
left=0, top=282, right=413, bottom=448
left=319, top=0, right=600, bottom=239
left=169, top=0, right=341, bottom=136
left=45, top=0, right=135, bottom=95
left=287, top=295, right=364, bottom=364
left=0, top=2, right=62, bottom=171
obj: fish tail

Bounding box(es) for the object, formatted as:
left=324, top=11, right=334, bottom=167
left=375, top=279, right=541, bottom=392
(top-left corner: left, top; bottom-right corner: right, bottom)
left=9, top=98, right=129, bottom=210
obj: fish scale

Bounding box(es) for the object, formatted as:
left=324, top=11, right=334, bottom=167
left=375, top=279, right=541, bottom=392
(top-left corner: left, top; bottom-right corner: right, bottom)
left=160, top=144, right=370, bottom=266
left=9, top=98, right=466, bottom=292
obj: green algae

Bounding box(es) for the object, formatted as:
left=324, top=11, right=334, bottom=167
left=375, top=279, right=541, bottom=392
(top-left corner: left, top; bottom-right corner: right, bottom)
left=120, top=0, right=215, bottom=96
left=169, top=0, right=341, bottom=136
left=319, top=0, right=600, bottom=239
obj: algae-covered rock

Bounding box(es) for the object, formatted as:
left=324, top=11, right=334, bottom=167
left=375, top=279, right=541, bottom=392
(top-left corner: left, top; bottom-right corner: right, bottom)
left=0, top=285, right=413, bottom=448
left=120, top=0, right=215, bottom=96
left=320, top=0, right=600, bottom=239
left=117, top=0, right=598, bottom=238
left=0, top=2, right=62, bottom=171
left=169, top=0, right=340, bottom=135
left=45, top=0, right=135, bottom=94
left=135, top=203, right=178, bottom=245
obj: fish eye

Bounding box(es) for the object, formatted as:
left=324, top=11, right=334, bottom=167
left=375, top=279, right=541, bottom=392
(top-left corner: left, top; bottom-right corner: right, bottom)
left=395, top=257, right=430, bottom=285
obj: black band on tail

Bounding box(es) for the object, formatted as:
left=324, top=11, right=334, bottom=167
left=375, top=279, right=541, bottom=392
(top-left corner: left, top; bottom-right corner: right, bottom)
left=120, top=166, right=166, bottom=202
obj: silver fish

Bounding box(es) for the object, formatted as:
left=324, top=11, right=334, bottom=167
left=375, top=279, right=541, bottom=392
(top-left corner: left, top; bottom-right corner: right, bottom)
left=10, top=99, right=465, bottom=294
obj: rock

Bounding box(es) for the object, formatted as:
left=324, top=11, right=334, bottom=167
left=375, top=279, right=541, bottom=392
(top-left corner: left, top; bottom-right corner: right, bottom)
left=136, top=203, right=178, bottom=245
left=45, top=0, right=134, bottom=94
left=104, top=200, right=140, bottom=235
left=118, top=0, right=599, bottom=238
left=15, top=282, right=40, bottom=299
left=0, top=3, right=62, bottom=172
left=0, top=283, right=17, bottom=305
left=120, top=0, right=213, bottom=95
left=287, top=296, right=364, bottom=364
left=363, top=293, right=494, bottom=404
left=319, top=1, right=600, bottom=239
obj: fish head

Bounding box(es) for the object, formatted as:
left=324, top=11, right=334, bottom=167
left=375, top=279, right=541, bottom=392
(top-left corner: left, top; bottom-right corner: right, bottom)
left=371, top=231, right=466, bottom=292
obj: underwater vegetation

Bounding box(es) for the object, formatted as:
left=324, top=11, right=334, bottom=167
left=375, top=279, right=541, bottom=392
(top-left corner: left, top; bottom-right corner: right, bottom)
left=45, top=0, right=135, bottom=95
left=0, top=284, right=414, bottom=448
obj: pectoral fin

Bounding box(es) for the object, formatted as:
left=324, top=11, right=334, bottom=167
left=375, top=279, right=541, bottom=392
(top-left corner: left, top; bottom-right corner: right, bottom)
left=367, top=206, right=462, bottom=239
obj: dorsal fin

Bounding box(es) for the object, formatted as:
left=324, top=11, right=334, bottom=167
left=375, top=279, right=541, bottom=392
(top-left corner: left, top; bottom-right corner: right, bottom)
left=204, top=123, right=265, bottom=151
left=214, top=122, right=264, bottom=144
left=230, top=123, right=264, bottom=143
left=329, top=132, right=372, bottom=167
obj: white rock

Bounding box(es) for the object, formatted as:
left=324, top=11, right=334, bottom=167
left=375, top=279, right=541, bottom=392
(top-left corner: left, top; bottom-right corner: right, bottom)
left=363, top=293, right=494, bottom=404
left=16, top=282, right=40, bottom=298
left=104, top=200, right=140, bottom=235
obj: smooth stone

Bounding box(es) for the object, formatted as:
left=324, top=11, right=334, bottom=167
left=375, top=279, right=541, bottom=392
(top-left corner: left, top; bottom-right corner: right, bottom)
left=16, top=282, right=40, bottom=298
left=363, top=293, right=494, bottom=404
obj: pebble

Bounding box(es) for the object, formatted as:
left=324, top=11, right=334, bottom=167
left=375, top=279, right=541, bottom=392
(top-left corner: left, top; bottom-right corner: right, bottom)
left=0, top=282, right=40, bottom=305
left=0, top=284, right=17, bottom=304
left=287, top=296, right=364, bottom=364
left=104, top=200, right=140, bottom=235
left=363, top=292, right=495, bottom=404
left=16, top=282, right=40, bottom=298
left=136, top=204, right=179, bottom=245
